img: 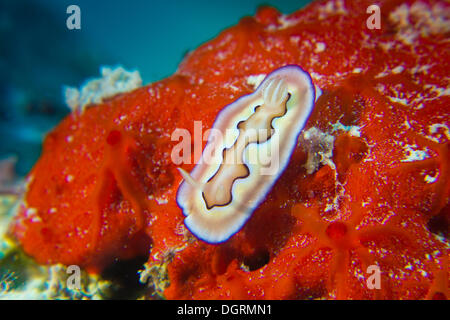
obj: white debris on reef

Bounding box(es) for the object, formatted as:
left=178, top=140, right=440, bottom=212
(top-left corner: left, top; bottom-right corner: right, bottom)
left=401, top=144, right=430, bottom=162
left=314, top=42, right=326, bottom=53
left=139, top=242, right=189, bottom=298
left=429, top=123, right=450, bottom=141
left=0, top=194, right=113, bottom=299
left=276, top=14, right=301, bottom=30
left=299, top=127, right=336, bottom=175
left=64, top=66, right=143, bottom=114
left=266, top=14, right=302, bottom=31
left=317, top=0, right=348, bottom=20
left=392, top=65, right=404, bottom=74
left=330, top=120, right=361, bottom=137
left=0, top=262, right=112, bottom=299
left=424, top=172, right=438, bottom=184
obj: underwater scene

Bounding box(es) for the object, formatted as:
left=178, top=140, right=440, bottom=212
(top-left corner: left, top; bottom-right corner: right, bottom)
left=0, top=0, right=449, bottom=301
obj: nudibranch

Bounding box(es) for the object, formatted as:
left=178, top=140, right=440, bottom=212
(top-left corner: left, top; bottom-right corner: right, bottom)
left=177, top=65, right=318, bottom=243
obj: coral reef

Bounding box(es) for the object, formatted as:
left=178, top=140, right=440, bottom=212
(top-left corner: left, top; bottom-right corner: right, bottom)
left=10, top=0, right=450, bottom=299
left=64, top=66, right=143, bottom=114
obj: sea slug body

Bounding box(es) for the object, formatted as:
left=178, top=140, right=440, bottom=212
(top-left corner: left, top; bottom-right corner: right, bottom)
left=177, top=65, right=318, bottom=243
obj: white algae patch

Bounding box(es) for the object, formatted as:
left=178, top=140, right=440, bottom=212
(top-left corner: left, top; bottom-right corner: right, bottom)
left=401, top=144, right=430, bottom=162
left=314, top=42, right=326, bottom=53
left=300, top=127, right=336, bottom=174
left=64, top=66, right=142, bottom=114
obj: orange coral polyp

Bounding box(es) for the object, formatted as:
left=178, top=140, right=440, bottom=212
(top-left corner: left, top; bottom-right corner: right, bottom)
left=325, top=222, right=347, bottom=241
left=106, top=130, right=122, bottom=146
